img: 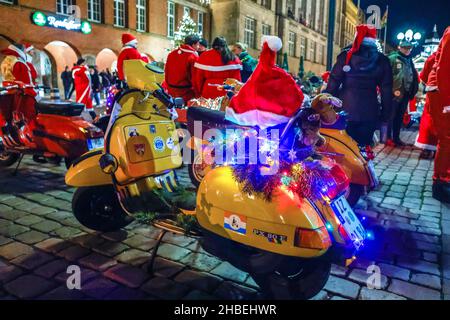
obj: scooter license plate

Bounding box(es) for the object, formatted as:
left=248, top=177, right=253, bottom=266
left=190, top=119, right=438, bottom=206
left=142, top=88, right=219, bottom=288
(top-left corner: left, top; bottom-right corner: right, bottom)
left=367, top=161, right=379, bottom=188
left=87, top=138, right=104, bottom=151
left=330, top=195, right=366, bottom=249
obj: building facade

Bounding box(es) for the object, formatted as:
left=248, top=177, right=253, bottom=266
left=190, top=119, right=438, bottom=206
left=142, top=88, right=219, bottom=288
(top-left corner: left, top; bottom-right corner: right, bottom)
left=0, top=0, right=211, bottom=89
left=210, top=0, right=343, bottom=76
left=340, top=0, right=359, bottom=49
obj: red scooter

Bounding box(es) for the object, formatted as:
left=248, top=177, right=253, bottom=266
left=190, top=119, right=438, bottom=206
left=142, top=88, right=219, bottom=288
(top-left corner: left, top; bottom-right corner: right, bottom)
left=0, top=82, right=104, bottom=170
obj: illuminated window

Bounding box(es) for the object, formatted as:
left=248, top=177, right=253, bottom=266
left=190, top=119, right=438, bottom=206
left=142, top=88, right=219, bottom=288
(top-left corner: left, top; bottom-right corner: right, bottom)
left=136, top=0, right=147, bottom=32
left=262, top=24, right=271, bottom=36
left=198, top=12, right=204, bottom=36
left=288, top=32, right=296, bottom=57
left=114, top=0, right=126, bottom=28
left=167, top=1, right=175, bottom=38
left=300, top=36, right=306, bottom=58
left=88, top=0, right=101, bottom=23
left=56, top=0, right=75, bottom=15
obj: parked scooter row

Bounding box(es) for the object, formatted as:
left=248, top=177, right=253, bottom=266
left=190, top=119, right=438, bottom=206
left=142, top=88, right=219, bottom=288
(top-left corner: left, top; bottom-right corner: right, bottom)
left=65, top=60, right=371, bottom=299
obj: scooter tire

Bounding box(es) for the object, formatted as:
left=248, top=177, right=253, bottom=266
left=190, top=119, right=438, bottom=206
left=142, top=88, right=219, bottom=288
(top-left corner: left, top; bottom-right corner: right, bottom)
left=72, top=186, right=133, bottom=232
left=0, top=152, right=20, bottom=167
left=188, top=150, right=203, bottom=189
left=347, top=183, right=365, bottom=208
left=252, top=257, right=331, bottom=300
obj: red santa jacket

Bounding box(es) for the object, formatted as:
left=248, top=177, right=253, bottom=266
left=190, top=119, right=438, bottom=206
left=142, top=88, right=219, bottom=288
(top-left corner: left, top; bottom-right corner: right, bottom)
left=165, top=44, right=199, bottom=101
left=193, top=49, right=242, bottom=99
left=27, top=62, right=38, bottom=84
left=428, top=26, right=450, bottom=107
left=72, top=65, right=92, bottom=108
left=420, top=52, right=437, bottom=85
left=117, top=46, right=147, bottom=81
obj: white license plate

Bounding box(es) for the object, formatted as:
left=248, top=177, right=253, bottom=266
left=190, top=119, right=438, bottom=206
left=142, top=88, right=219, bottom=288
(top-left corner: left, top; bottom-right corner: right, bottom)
left=367, top=161, right=379, bottom=188
left=330, top=195, right=366, bottom=249
left=87, top=138, right=104, bottom=151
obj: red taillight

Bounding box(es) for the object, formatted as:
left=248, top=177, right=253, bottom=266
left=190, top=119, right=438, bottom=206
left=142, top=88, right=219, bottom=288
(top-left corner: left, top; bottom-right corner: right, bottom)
left=320, top=164, right=350, bottom=200
left=294, top=226, right=332, bottom=250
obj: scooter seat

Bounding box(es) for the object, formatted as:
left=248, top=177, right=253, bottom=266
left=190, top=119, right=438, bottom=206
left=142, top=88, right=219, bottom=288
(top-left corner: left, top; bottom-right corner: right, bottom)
left=36, top=100, right=84, bottom=117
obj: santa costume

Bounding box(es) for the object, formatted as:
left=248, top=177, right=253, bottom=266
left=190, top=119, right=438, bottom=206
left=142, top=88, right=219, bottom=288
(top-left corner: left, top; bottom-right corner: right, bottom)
left=225, top=36, right=304, bottom=129
left=1, top=44, right=35, bottom=95
left=23, top=43, right=38, bottom=84
left=72, top=59, right=92, bottom=109
left=117, top=33, right=147, bottom=81
left=193, top=45, right=242, bottom=99
left=415, top=52, right=438, bottom=152
left=165, top=43, right=199, bottom=103
left=426, top=26, right=450, bottom=203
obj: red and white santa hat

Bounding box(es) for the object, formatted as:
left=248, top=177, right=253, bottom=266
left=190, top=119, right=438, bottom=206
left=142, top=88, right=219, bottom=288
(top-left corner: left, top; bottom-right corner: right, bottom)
left=343, top=24, right=378, bottom=72
left=23, top=43, right=34, bottom=53
left=1, top=43, right=27, bottom=61
left=225, top=36, right=304, bottom=129
left=122, top=33, right=138, bottom=47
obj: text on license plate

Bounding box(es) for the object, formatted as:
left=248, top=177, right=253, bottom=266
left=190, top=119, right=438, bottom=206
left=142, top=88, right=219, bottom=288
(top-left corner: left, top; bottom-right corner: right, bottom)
left=330, top=195, right=366, bottom=249
left=87, top=138, right=104, bottom=151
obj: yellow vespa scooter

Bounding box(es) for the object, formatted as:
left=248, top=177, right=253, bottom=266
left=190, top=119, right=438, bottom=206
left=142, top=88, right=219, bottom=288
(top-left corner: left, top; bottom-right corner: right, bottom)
left=65, top=60, right=368, bottom=299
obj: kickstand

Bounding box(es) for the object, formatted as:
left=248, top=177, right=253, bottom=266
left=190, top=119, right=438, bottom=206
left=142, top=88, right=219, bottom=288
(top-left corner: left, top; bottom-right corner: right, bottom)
left=12, top=154, right=24, bottom=176
left=147, top=229, right=168, bottom=275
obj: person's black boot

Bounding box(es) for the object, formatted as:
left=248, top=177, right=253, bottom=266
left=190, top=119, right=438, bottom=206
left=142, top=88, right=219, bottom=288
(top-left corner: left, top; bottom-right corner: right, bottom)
left=394, top=139, right=407, bottom=147
left=432, top=180, right=450, bottom=203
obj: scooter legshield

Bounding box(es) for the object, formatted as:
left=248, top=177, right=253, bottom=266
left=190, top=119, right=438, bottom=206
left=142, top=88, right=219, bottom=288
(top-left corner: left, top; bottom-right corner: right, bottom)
left=65, top=150, right=112, bottom=187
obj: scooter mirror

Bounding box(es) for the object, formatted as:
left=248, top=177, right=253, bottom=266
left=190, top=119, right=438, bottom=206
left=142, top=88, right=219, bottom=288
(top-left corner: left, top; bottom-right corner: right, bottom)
left=173, top=98, right=185, bottom=108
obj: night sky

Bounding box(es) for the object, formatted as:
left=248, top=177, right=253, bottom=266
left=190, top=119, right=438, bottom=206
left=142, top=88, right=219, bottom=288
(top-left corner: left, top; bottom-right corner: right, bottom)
left=352, top=0, right=450, bottom=50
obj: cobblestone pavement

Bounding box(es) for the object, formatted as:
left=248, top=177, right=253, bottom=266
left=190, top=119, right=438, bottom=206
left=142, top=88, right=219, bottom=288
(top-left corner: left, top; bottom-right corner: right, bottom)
left=1, top=129, right=449, bottom=300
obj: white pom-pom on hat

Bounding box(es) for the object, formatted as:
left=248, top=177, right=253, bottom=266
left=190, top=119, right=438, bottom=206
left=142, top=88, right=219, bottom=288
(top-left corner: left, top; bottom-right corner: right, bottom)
left=343, top=65, right=351, bottom=72
left=261, top=36, right=282, bottom=52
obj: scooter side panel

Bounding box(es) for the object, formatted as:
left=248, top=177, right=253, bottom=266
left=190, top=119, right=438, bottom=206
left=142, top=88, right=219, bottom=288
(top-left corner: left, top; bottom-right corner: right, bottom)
left=320, top=129, right=370, bottom=186
left=65, top=151, right=112, bottom=187
left=196, top=166, right=330, bottom=258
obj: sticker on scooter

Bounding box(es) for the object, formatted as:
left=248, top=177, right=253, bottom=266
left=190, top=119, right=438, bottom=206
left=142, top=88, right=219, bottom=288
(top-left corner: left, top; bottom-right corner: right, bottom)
left=128, top=127, right=139, bottom=137
left=134, top=143, right=145, bottom=156
left=253, top=229, right=287, bottom=244
left=153, top=137, right=165, bottom=152
left=224, top=213, right=247, bottom=235
left=166, top=137, right=175, bottom=150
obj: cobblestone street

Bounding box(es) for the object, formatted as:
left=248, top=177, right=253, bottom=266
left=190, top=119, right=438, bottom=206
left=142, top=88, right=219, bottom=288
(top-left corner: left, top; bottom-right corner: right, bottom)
left=0, top=129, right=449, bottom=300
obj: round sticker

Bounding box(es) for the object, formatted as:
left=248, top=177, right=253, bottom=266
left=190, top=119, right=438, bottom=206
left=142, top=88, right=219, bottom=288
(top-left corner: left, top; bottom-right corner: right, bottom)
left=153, top=137, right=165, bottom=152
left=166, top=137, right=175, bottom=150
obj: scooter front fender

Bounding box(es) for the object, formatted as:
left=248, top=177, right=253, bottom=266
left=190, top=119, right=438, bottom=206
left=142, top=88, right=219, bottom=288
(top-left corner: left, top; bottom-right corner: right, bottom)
left=65, top=150, right=112, bottom=187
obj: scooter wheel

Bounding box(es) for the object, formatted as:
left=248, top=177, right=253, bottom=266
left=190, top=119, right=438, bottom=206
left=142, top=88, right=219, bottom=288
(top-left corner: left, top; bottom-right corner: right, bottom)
left=72, top=186, right=133, bottom=232
left=0, top=151, right=20, bottom=167
left=188, top=151, right=204, bottom=189
left=253, top=257, right=331, bottom=300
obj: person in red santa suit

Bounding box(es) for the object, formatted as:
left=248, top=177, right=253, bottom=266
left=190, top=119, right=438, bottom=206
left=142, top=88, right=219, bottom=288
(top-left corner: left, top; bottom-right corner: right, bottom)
left=414, top=51, right=438, bottom=159
left=193, top=36, right=242, bottom=99
left=320, top=71, right=330, bottom=92
left=72, top=58, right=93, bottom=110
left=225, top=36, right=304, bottom=129
left=426, top=26, right=450, bottom=203
left=165, top=34, right=200, bottom=103
left=23, top=43, right=38, bottom=85
left=117, top=33, right=148, bottom=82
left=1, top=43, right=36, bottom=96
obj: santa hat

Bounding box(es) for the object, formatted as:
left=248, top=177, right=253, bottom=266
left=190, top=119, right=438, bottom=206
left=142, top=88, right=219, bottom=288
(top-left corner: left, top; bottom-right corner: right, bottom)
left=1, top=43, right=27, bottom=61
left=343, top=24, right=378, bottom=72
left=225, top=36, right=304, bottom=129
left=122, top=33, right=138, bottom=47
left=23, top=43, right=34, bottom=53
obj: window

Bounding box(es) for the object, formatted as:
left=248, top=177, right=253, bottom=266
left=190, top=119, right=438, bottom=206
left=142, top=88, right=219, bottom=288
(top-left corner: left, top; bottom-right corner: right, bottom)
left=300, top=36, right=306, bottom=58
left=114, top=0, right=126, bottom=28
left=261, top=0, right=271, bottom=9
left=0, top=0, right=15, bottom=4
left=288, top=32, right=296, bottom=57
left=167, top=1, right=175, bottom=38
left=317, top=43, right=323, bottom=64
left=308, top=39, right=315, bottom=61
left=262, top=24, right=271, bottom=36
left=198, top=12, right=204, bottom=36
left=184, top=6, right=190, bottom=17
left=56, top=0, right=75, bottom=15
left=244, top=17, right=256, bottom=49
left=88, top=0, right=101, bottom=23
left=310, top=0, right=316, bottom=30
left=136, top=0, right=147, bottom=32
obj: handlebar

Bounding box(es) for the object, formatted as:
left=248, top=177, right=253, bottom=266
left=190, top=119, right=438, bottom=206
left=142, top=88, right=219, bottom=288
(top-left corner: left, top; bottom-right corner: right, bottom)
left=0, top=84, right=51, bottom=91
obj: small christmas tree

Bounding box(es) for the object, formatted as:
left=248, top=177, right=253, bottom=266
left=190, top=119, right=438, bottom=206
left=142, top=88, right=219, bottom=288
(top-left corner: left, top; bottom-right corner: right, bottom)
left=174, top=13, right=201, bottom=47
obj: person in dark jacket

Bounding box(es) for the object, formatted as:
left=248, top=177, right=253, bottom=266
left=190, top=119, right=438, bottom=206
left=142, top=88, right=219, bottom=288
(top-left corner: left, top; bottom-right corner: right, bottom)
left=387, top=40, right=419, bottom=146
left=89, top=66, right=101, bottom=107
left=325, top=24, right=393, bottom=147
left=61, top=66, right=73, bottom=100
left=232, top=42, right=258, bottom=82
